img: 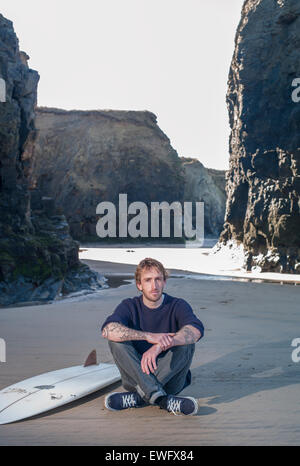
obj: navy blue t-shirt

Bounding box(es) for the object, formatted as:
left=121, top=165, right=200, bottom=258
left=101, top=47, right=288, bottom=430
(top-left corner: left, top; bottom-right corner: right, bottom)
left=101, top=293, right=204, bottom=355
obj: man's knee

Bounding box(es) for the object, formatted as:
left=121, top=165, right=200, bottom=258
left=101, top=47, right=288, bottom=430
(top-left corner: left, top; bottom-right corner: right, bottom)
left=156, top=344, right=195, bottom=374
left=172, top=344, right=195, bottom=352
left=170, top=344, right=195, bottom=359
left=108, top=340, right=139, bottom=363
left=108, top=340, right=125, bottom=349
left=108, top=340, right=132, bottom=353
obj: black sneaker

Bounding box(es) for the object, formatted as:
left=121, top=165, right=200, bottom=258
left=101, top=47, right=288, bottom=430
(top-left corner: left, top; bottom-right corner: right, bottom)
left=104, top=391, right=147, bottom=411
left=164, top=395, right=198, bottom=416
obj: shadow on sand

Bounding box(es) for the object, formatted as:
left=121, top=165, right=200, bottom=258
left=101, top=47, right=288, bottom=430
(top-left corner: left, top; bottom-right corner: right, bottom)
left=186, top=339, right=299, bottom=411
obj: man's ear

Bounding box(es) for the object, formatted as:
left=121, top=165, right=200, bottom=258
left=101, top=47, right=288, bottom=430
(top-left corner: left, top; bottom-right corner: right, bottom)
left=136, top=281, right=142, bottom=292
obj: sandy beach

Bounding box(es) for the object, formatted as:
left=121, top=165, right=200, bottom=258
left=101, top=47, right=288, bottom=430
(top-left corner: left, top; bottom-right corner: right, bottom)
left=0, top=257, right=299, bottom=446
left=2, top=0, right=300, bottom=449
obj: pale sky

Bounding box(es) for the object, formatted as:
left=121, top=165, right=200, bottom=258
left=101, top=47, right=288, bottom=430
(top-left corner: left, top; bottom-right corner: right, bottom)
left=1, top=0, right=244, bottom=170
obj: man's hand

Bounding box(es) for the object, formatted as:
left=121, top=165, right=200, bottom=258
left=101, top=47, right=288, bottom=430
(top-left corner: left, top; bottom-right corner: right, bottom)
left=141, top=344, right=162, bottom=375
left=162, top=325, right=201, bottom=350
left=145, top=332, right=175, bottom=351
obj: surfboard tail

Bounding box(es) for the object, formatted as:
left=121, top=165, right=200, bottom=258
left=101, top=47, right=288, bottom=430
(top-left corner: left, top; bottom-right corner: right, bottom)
left=83, top=350, right=97, bottom=367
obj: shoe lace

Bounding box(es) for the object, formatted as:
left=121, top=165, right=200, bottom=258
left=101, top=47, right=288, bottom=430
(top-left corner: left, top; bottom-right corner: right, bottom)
left=122, top=393, right=137, bottom=408
left=167, top=397, right=182, bottom=416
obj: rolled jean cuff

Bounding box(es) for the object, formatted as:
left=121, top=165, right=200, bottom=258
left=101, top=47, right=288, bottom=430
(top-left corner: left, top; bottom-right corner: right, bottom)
left=149, top=390, right=167, bottom=405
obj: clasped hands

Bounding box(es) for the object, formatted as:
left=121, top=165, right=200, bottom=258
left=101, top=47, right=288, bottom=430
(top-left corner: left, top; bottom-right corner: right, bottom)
left=141, top=332, right=175, bottom=375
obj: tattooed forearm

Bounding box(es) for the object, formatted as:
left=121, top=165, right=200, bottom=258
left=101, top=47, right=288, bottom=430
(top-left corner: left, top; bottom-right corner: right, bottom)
left=181, top=325, right=201, bottom=344
left=172, top=325, right=201, bottom=346
left=102, top=322, right=201, bottom=347
left=102, top=322, right=147, bottom=342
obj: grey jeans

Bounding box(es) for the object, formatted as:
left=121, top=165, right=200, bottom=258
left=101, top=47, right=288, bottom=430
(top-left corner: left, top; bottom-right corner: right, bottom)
left=108, top=340, right=195, bottom=404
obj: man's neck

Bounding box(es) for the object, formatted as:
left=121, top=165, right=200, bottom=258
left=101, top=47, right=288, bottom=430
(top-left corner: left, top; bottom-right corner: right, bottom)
left=142, top=293, right=165, bottom=309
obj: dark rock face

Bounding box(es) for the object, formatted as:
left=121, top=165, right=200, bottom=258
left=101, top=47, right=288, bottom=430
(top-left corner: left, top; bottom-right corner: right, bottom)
left=30, top=108, right=226, bottom=243
left=31, top=107, right=185, bottom=242
left=220, top=0, right=300, bottom=273
left=0, top=15, right=104, bottom=306
left=31, top=107, right=185, bottom=243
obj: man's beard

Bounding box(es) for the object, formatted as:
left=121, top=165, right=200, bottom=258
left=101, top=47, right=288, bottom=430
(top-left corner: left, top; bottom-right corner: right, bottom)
left=142, top=289, right=164, bottom=303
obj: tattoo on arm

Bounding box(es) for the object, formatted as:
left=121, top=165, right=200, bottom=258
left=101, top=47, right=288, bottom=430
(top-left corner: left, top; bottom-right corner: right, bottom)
left=102, top=322, right=147, bottom=342
left=177, top=325, right=201, bottom=345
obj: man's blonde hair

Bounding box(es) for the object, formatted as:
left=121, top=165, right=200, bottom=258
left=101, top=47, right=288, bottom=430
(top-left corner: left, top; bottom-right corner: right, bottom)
left=135, top=258, right=169, bottom=284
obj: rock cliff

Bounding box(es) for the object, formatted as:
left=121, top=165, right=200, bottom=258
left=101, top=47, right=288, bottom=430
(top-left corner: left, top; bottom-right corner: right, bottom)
left=219, top=0, right=300, bottom=273
left=30, top=107, right=226, bottom=242
left=181, top=158, right=226, bottom=236
left=0, top=14, right=103, bottom=306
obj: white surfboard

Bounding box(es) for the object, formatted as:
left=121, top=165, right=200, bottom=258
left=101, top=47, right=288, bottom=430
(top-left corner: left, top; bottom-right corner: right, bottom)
left=0, top=350, right=121, bottom=425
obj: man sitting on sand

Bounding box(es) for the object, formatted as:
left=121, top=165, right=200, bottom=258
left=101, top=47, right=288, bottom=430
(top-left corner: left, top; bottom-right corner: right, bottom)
left=101, top=257, right=204, bottom=416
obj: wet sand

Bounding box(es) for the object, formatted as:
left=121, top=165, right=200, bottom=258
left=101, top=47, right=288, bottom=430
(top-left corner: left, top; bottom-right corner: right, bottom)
left=0, top=259, right=299, bottom=445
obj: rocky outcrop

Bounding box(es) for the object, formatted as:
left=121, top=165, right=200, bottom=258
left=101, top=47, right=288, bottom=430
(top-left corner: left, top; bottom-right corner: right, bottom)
left=219, top=0, right=300, bottom=273
left=0, top=14, right=104, bottom=306
left=30, top=108, right=226, bottom=242
left=207, top=168, right=226, bottom=195
left=31, top=106, right=185, bottom=241
left=31, top=107, right=183, bottom=242
left=181, top=158, right=226, bottom=236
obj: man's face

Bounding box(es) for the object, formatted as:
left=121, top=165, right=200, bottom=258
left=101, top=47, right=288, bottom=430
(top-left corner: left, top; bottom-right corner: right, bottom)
left=136, top=267, right=166, bottom=304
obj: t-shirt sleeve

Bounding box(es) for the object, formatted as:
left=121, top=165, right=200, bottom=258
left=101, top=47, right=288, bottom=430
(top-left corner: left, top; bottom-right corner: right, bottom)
left=101, top=299, right=132, bottom=332
left=175, top=299, right=204, bottom=340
